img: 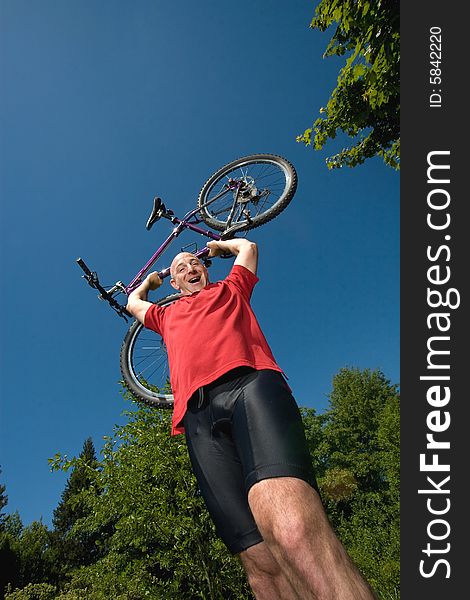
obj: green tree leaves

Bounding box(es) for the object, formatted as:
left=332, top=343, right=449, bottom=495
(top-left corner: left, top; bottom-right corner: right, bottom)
left=0, top=468, right=7, bottom=526
left=298, top=0, right=400, bottom=170
left=308, top=367, right=400, bottom=597
left=48, top=438, right=102, bottom=580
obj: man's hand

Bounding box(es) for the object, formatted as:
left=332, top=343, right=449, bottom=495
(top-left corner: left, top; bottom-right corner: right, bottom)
left=206, top=239, right=258, bottom=275
left=146, top=271, right=163, bottom=290
left=126, top=272, right=162, bottom=324
left=206, top=241, right=226, bottom=258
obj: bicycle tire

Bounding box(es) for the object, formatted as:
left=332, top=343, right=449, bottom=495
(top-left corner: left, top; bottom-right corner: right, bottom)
left=197, top=153, right=297, bottom=232
left=120, top=294, right=181, bottom=408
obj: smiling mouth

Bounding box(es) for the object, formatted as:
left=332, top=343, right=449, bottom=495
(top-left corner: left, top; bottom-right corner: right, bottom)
left=188, top=276, right=201, bottom=284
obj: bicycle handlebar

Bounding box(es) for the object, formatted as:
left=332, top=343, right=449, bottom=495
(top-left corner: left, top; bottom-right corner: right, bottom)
left=76, top=257, right=132, bottom=321
left=76, top=257, right=93, bottom=278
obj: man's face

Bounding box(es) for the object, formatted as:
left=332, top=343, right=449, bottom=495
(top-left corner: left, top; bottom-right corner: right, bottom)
left=170, top=253, right=209, bottom=295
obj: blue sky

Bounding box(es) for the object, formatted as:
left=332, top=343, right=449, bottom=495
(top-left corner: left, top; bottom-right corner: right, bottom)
left=0, top=0, right=399, bottom=528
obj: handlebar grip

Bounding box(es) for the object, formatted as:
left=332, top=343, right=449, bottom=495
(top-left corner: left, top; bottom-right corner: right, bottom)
left=76, top=257, right=92, bottom=277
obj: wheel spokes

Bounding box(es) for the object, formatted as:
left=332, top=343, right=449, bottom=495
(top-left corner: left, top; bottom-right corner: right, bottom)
left=204, top=160, right=289, bottom=225
left=131, top=336, right=171, bottom=397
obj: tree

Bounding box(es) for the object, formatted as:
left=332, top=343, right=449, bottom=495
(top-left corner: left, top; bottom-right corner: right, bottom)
left=0, top=467, right=8, bottom=529
left=0, top=473, right=20, bottom=599
left=49, top=437, right=102, bottom=577
left=52, top=438, right=98, bottom=536
left=0, top=525, right=21, bottom=599
left=13, top=522, right=54, bottom=589
left=307, top=367, right=400, bottom=597
left=297, top=0, right=400, bottom=170
left=4, top=583, right=57, bottom=600
left=3, top=438, right=104, bottom=598
left=0, top=515, right=58, bottom=600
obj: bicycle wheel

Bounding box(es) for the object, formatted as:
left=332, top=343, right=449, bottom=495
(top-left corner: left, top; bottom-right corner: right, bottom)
left=197, top=154, right=297, bottom=232
left=120, top=294, right=181, bottom=408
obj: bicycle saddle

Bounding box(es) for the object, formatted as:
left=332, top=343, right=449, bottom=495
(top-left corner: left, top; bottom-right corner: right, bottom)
left=146, top=197, right=167, bottom=230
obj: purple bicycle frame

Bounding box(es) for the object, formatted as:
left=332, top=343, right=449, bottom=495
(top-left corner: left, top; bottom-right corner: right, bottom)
left=76, top=178, right=248, bottom=318
left=124, top=204, right=223, bottom=294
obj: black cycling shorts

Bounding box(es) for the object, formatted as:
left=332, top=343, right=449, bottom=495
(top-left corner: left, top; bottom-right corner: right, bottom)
left=183, top=367, right=318, bottom=555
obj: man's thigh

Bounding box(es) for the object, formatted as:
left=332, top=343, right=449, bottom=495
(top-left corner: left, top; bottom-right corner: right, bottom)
left=183, top=368, right=318, bottom=553
left=230, top=369, right=318, bottom=493
left=184, top=395, right=263, bottom=555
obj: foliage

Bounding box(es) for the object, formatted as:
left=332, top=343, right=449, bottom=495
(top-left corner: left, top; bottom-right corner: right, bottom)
left=305, top=367, right=400, bottom=598
left=4, top=583, right=57, bottom=600
left=297, top=0, right=400, bottom=170
left=0, top=526, right=20, bottom=599
left=14, top=522, right=54, bottom=589
left=49, top=438, right=102, bottom=578
left=1, top=512, right=23, bottom=539
left=0, top=467, right=7, bottom=527
left=0, top=516, right=59, bottom=600
left=52, top=438, right=99, bottom=536
left=0, top=440, right=102, bottom=599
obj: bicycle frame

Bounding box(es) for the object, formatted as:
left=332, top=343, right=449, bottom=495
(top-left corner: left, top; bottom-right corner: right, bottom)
left=77, top=187, right=245, bottom=321
left=126, top=204, right=223, bottom=294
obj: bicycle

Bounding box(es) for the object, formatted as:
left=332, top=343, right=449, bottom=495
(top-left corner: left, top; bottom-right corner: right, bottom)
left=77, top=153, right=297, bottom=408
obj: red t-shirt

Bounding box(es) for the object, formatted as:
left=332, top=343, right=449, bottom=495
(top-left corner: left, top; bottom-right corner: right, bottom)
left=144, top=264, right=282, bottom=435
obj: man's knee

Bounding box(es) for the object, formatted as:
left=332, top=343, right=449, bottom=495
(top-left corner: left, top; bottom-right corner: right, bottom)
left=240, top=542, right=282, bottom=579
left=248, top=477, right=328, bottom=548
left=241, top=542, right=298, bottom=599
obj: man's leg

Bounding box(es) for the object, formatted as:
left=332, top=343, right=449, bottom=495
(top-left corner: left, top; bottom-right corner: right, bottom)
left=248, top=477, right=377, bottom=600
left=239, top=542, right=301, bottom=600
left=183, top=379, right=298, bottom=599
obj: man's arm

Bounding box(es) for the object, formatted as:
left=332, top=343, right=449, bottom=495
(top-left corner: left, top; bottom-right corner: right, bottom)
left=126, top=272, right=162, bottom=324
left=206, top=238, right=258, bottom=275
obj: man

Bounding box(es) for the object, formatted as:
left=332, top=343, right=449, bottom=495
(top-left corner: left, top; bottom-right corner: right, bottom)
left=127, top=238, right=376, bottom=600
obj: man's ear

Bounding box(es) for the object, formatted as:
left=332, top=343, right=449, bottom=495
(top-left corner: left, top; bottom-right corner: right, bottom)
left=169, top=278, right=180, bottom=291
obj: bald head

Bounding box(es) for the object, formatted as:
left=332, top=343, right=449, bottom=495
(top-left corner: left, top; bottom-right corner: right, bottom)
left=170, top=252, right=200, bottom=278
left=169, top=253, right=209, bottom=295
